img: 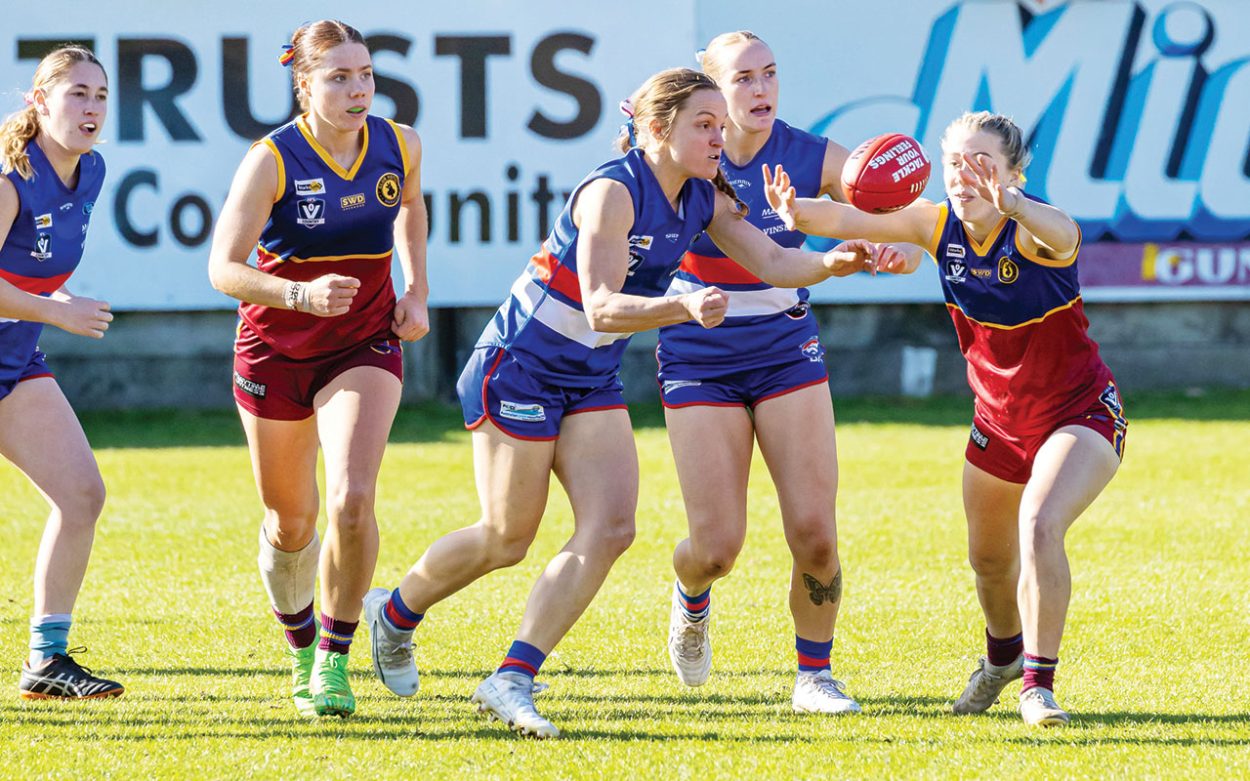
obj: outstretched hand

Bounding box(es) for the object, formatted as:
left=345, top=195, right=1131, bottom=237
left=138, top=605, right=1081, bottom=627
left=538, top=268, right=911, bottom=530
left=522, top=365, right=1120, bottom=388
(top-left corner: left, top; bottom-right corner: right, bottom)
left=961, top=153, right=1023, bottom=217
left=762, top=164, right=800, bottom=231
left=821, top=239, right=907, bottom=277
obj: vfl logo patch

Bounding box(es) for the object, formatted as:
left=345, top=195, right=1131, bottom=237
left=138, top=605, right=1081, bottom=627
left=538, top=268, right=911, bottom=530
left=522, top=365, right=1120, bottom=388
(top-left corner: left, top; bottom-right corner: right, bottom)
left=499, top=400, right=546, bottom=423
left=997, top=257, right=1019, bottom=284
left=34, top=213, right=53, bottom=229
left=294, top=178, right=326, bottom=196
left=661, top=379, right=703, bottom=394
left=969, top=422, right=989, bottom=450
left=945, top=259, right=967, bottom=284
left=31, top=233, right=52, bottom=261
left=340, top=193, right=367, bottom=210
left=297, top=198, right=326, bottom=228
left=376, top=172, right=401, bottom=207
left=800, top=336, right=824, bottom=363
left=234, top=371, right=267, bottom=398
left=945, top=244, right=965, bottom=258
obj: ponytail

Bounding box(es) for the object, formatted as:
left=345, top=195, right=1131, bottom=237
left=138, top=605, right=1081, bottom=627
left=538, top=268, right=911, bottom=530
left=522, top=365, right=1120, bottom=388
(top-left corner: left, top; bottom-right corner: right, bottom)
left=712, top=169, right=748, bottom=219
left=0, top=105, right=40, bottom=180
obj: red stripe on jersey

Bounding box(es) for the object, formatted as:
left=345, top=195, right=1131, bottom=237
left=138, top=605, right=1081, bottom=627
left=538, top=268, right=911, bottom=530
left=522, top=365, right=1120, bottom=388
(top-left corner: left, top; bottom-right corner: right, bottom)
left=679, top=251, right=762, bottom=285
left=0, top=268, right=72, bottom=296
left=529, top=249, right=583, bottom=303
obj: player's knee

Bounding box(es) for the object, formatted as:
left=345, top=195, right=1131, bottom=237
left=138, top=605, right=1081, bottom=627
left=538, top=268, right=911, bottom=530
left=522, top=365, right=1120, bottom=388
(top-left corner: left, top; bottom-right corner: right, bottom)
left=787, top=520, right=838, bottom=570
left=264, top=504, right=319, bottom=548
left=595, top=515, right=636, bottom=560
left=327, top=486, right=376, bottom=531
left=968, top=549, right=1015, bottom=580
left=484, top=528, right=536, bottom=569
left=55, top=474, right=106, bottom=527
left=692, top=540, right=741, bottom=578
left=1020, top=510, right=1066, bottom=554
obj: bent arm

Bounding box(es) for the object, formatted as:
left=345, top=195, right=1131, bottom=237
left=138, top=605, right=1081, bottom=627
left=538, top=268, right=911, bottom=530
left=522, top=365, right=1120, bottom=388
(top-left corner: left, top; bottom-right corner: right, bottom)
left=0, top=177, right=64, bottom=325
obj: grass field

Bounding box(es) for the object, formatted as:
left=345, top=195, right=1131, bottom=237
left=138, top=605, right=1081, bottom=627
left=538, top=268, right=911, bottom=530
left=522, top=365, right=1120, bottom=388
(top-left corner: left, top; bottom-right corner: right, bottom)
left=1, top=391, right=1248, bottom=779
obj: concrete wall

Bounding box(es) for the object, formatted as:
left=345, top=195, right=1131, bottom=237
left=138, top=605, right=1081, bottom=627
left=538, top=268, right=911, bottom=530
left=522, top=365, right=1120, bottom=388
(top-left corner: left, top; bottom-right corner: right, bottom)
left=35, top=301, right=1250, bottom=411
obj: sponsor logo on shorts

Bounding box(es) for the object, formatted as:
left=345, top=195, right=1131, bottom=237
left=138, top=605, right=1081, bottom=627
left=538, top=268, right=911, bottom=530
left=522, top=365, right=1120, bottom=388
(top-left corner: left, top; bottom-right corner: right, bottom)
left=376, top=172, right=401, bottom=207
left=800, top=336, right=824, bottom=363
left=499, top=400, right=546, bottom=423
left=969, top=422, right=989, bottom=450
left=370, top=341, right=398, bottom=355
left=661, top=379, right=703, bottom=395
left=997, top=257, right=1019, bottom=284
left=1099, top=383, right=1126, bottom=428
left=34, top=213, right=52, bottom=229
left=294, top=178, right=326, bottom=196
left=296, top=198, right=326, bottom=228
left=233, top=371, right=267, bottom=398
left=31, top=233, right=52, bottom=261
left=784, top=301, right=811, bottom=320
left=945, top=259, right=967, bottom=284
left=946, top=244, right=966, bottom=258
left=340, top=193, right=367, bottom=210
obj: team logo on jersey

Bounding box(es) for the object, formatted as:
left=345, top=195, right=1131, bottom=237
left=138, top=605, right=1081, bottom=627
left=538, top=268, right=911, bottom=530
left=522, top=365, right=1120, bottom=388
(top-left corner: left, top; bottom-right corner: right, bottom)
left=665, top=233, right=680, bottom=242
left=376, top=172, right=401, bottom=207
left=341, top=193, right=367, bottom=210
left=628, top=235, right=653, bottom=250
left=969, top=422, right=989, bottom=450
left=945, top=259, right=967, bottom=284
left=31, top=233, right=52, bottom=261
left=945, top=244, right=966, bottom=258
left=296, top=198, right=326, bottom=228
left=294, top=178, right=326, bottom=196
left=499, top=400, right=546, bottom=422
left=800, top=336, right=824, bottom=363
left=661, top=379, right=703, bottom=395
left=34, top=213, right=52, bottom=229
left=233, top=371, right=267, bottom=398
left=997, top=257, right=1019, bottom=284
left=83, top=201, right=94, bottom=215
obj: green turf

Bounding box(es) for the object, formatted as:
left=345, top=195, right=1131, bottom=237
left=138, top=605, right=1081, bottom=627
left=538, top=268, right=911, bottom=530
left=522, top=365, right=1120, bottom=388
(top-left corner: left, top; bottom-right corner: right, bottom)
left=2, top=391, right=1248, bottom=779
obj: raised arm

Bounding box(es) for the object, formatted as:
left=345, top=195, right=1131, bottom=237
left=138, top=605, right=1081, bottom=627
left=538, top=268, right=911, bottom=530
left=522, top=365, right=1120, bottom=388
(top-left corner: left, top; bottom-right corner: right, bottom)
left=207, top=143, right=359, bottom=317
left=961, top=152, right=1080, bottom=260
left=575, top=178, right=726, bottom=333
left=390, top=124, right=430, bottom=341
left=0, top=177, right=112, bottom=337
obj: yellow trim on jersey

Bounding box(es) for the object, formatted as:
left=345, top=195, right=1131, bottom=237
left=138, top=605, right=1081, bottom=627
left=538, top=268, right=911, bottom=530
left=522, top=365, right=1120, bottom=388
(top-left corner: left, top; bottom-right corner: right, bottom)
left=253, top=138, right=286, bottom=202
left=296, top=114, right=369, bottom=181
left=385, top=119, right=411, bottom=175
left=947, top=294, right=1082, bottom=331
left=927, top=202, right=949, bottom=262
left=962, top=215, right=1007, bottom=257
left=257, top=245, right=394, bottom=264
left=1015, top=221, right=1083, bottom=268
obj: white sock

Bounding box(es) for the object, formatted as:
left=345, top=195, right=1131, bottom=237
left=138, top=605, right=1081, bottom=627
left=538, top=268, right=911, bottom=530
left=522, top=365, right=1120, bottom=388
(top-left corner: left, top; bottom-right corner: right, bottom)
left=257, top=525, right=319, bottom=615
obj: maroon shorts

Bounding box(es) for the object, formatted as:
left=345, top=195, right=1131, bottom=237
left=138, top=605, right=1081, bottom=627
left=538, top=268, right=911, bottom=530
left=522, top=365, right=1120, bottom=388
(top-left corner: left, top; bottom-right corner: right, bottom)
left=965, top=380, right=1127, bottom=484
left=233, top=324, right=403, bottom=421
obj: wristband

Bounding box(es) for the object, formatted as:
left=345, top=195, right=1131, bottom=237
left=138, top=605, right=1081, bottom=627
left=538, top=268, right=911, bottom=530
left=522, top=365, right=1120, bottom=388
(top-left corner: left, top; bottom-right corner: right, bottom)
left=284, top=281, right=306, bottom=312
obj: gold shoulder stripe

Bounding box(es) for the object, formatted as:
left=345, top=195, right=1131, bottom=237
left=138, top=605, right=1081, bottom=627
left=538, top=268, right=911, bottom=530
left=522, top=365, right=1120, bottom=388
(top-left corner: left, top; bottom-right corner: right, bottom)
left=385, top=119, right=411, bottom=176
left=256, top=138, right=285, bottom=202
left=927, top=202, right=949, bottom=259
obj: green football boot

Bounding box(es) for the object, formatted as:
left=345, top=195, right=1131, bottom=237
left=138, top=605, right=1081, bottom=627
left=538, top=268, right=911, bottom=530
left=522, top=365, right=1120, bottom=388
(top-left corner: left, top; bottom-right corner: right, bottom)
left=284, top=640, right=319, bottom=718
left=311, top=648, right=355, bottom=718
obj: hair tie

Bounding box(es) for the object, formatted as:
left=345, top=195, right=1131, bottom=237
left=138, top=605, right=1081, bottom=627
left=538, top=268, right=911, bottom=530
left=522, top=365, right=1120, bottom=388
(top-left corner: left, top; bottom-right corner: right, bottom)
left=618, top=99, right=634, bottom=119
left=278, top=44, right=295, bottom=67
left=694, top=48, right=707, bottom=66
left=622, top=119, right=637, bottom=148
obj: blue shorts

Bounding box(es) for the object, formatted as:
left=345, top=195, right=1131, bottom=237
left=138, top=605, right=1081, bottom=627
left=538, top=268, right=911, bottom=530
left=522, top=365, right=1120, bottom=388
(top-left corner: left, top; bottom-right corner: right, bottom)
left=458, top=346, right=627, bottom=440
left=659, top=347, right=829, bottom=409
left=0, top=349, right=52, bottom=403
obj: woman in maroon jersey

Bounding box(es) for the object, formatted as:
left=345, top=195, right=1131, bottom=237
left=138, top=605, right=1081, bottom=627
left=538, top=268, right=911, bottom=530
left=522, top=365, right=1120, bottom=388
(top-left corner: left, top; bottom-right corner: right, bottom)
left=765, top=111, right=1125, bottom=727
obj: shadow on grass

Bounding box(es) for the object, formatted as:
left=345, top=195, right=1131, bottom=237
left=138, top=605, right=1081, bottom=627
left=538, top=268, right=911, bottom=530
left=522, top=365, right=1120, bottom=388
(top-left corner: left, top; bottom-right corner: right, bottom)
left=76, top=388, right=1250, bottom=449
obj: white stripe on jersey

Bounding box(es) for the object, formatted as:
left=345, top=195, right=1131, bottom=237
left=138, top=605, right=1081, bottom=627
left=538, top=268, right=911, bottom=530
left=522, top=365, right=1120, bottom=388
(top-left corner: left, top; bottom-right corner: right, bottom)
left=511, top=275, right=634, bottom=350
left=666, top=277, right=800, bottom=318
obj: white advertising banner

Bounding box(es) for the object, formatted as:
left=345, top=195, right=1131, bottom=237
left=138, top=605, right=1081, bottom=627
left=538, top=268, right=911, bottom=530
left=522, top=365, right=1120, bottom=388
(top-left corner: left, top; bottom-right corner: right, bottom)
left=2, top=1, right=1247, bottom=308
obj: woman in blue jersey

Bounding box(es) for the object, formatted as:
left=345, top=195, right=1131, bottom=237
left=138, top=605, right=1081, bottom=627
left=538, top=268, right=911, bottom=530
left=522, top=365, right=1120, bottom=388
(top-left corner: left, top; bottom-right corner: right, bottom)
left=0, top=46, right=122, bottom=699
left=660, top=31, right=922, bottom=715
left=364, top=67, right=901, bottom=738
left=208, top=20, right=429, bottom=719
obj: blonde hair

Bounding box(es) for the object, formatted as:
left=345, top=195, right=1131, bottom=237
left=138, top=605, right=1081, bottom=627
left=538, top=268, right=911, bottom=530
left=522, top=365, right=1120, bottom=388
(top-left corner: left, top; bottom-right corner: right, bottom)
left=616, top=67, right=747, bottom=217
left=287, top=20, right=367, bottom=111
left=0, top=45, right=104, bottom=180
left=696, top=30, right=767, bottom=84
left=941, top=111, right=1033, bottom=173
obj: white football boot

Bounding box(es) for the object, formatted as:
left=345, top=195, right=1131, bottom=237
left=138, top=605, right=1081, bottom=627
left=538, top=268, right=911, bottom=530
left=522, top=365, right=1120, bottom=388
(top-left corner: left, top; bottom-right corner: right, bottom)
left=667, top=582, right=712, bottom=687
left=362, top=587, right=419, bottom=697
left=1019, top=687, right=1071, bottom=727
left=471, top=671, right=559, bottom=738
left=792, top=669, right=862, bottom=715
left=952, top=655, right=1023, bottom=714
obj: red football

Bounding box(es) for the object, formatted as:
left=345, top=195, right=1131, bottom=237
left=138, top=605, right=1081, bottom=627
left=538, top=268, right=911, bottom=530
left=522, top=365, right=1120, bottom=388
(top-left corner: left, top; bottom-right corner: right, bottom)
left=841, top=133, right=931, bottom=214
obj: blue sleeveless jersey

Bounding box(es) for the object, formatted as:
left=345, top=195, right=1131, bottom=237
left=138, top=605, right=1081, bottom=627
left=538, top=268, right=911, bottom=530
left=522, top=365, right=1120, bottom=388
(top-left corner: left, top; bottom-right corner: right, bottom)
left=0, top=142, right=104, bottom=379
left=928, top=196, right=1112, bottom=435
left=239, top=114, right=407, bottom=359
left=658, top=119, right=826, bottom=373
left=475, top=148, right=717, bottom=387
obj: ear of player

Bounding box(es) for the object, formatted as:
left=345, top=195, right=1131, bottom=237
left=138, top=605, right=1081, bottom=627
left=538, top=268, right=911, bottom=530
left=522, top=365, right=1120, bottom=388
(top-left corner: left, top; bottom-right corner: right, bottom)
left=841, top=133, right=930, bottom=214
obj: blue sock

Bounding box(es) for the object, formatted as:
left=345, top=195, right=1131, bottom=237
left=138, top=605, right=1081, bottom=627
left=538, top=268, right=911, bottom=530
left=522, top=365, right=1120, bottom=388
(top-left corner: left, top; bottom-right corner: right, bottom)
left=796, top=635, right=833, bottom=673
left=29, top=614, right=72, bottom=667
left=383, top=588, right=424, bottom=633
left=676, top=582, right=711, bottom=622
left=498, top=640, right=546, bottom=680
